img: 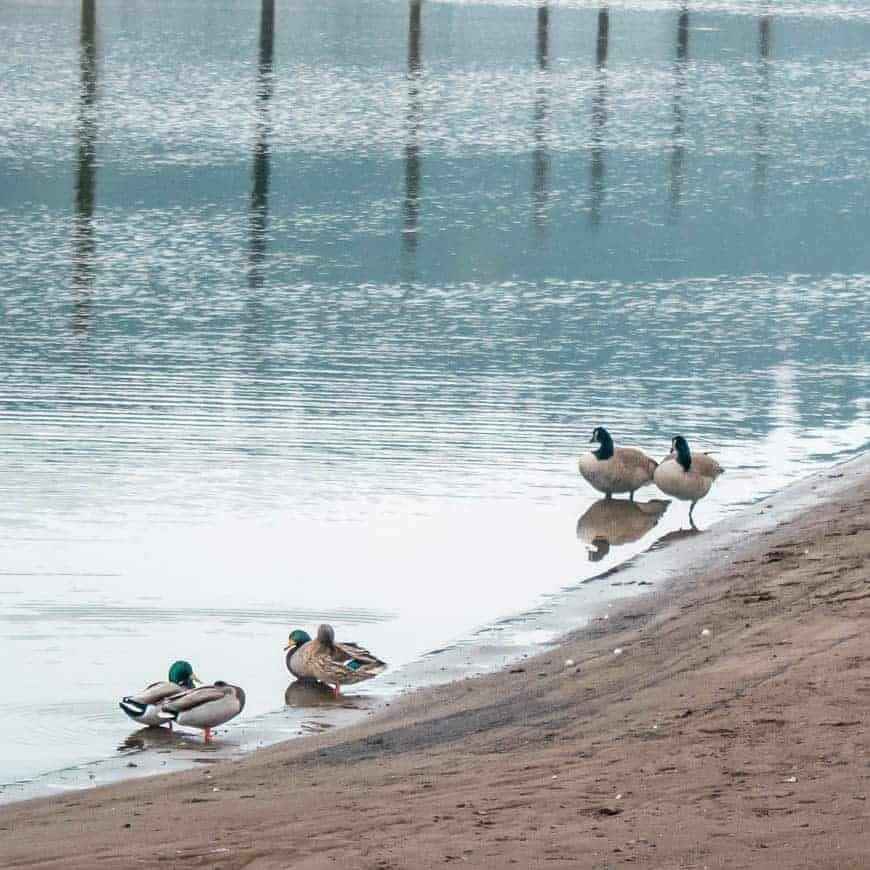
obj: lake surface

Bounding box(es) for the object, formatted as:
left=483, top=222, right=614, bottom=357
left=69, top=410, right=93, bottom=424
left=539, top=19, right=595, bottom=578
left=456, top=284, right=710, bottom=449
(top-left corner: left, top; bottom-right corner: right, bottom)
left=0, top=0, right=868, bottom=792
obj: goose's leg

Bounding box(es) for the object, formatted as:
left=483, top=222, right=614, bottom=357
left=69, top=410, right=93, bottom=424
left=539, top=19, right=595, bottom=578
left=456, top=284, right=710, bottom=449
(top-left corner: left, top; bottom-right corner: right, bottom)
left=629, top=490, right=635, bottom=501
left=606, top=492, right=612, bottom=500
left=203, top=727, right=212, bottom=743
left=689, top=501, right=698, bottom=530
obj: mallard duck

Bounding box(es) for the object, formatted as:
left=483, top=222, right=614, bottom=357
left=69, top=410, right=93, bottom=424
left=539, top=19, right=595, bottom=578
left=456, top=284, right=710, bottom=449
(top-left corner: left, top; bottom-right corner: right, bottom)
left=157, top=681, right=246, bottom=743
left=576, top=497, right=670, bottom=561
left=285, top=624, right=387, bottom=697
left=119, top=660, right=199, bottom=727
left=578, top=426, right=658, bottom=499
left=653, top=434, right=724, bottom=525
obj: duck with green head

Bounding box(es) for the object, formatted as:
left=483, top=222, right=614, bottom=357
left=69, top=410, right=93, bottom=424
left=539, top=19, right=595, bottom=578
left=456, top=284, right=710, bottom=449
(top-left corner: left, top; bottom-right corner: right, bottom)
left=285, top=624, right=387, bottom=697
left=654, top=434, right=724, bottom=526
left=578, top=426, right=658, bottom=500
left=119, top=660, right=200, bottom=728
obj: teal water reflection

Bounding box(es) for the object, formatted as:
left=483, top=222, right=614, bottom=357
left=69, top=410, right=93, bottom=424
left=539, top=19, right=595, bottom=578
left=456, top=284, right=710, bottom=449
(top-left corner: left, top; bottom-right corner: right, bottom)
left=0, top=0, right=867, bottom=788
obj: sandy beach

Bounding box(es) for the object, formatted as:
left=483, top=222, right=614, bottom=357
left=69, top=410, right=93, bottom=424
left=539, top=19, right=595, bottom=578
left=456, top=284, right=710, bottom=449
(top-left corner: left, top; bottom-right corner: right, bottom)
left=1, top=456, right=868, bottom=869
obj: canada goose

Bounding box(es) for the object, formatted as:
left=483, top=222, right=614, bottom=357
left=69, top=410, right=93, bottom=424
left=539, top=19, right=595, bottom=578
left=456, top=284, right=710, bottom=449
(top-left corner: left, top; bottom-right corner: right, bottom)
left=653, top=434, right=724, bottom=525
left=578, top=426, right=658, bottom=499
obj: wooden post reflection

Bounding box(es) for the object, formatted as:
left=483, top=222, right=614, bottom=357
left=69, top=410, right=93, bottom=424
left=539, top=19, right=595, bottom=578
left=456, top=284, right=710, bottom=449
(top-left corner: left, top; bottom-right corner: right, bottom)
left=73, top=0, right=97, bottom=335
left=595, top=3, right=609, bottom=67
left=753, top=7, right=772, bottom=204
left=402, top=0, right=422, bottom=268
left=532, top=2, right=549, bottom=233
left=668, top=4, right=689, bottom=220
left=249, top=0, right=275, bottom=291
left=589, top=6, right=608, bottom=227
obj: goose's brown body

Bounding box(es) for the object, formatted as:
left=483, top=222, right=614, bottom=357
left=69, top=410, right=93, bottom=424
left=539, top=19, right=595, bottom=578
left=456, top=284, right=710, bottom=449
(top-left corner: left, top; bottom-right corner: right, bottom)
left=654, top=451, right=724, bottom=503
left=654, top=436, right=724, bottom=525
left=578, top=448, right=658, bottom=496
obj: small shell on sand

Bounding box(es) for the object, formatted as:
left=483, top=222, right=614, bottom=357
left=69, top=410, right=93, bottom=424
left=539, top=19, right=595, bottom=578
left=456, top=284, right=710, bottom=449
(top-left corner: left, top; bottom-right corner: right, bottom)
left=701, top=628, right=711, bottom=637
left=613, top=648, right=623, bottom=656
left=564, top=658, right=575, bottom=667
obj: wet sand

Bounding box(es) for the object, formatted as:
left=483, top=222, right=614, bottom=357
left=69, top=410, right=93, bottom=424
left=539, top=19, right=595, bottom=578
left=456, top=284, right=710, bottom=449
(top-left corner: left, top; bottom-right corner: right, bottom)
left=1, top=457, right=868, bottom=868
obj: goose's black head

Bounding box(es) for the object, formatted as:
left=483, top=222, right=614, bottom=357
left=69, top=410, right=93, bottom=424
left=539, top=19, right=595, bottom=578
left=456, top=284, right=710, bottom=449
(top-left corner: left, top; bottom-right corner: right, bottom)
left=590, top=426, right=614, bottom=460
left=589, top=536, right=611, bottom=562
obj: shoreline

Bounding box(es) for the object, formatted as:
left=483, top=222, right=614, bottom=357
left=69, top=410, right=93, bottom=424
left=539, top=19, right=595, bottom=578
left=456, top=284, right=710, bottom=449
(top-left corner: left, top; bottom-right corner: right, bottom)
left=1, top=451, right=868, bottom=867
left=2, top=449, right=860, bottom=806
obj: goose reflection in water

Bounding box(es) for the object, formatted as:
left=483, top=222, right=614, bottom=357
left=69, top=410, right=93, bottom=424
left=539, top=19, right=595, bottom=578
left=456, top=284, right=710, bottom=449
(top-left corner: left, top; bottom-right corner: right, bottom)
left=652, top=525, right=702, bottom=549
left=576, top=498, right=670, bottom=561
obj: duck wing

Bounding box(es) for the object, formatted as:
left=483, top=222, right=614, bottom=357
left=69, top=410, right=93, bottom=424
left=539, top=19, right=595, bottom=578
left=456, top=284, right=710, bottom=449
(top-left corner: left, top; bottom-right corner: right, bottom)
left=335, top=641, right=387, bottom=675
left=161, top=686, right=226, bottom=713
left=301, top=639, right=387, bottom=686
left=125, top=680, right=185, bottom=705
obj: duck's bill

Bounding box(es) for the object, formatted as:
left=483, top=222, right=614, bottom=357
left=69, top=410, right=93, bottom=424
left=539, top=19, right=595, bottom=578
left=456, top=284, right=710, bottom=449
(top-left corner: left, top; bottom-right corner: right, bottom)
left=191, top=673, right=203, bottom=685
left=284, top=643, right=295, bottom=651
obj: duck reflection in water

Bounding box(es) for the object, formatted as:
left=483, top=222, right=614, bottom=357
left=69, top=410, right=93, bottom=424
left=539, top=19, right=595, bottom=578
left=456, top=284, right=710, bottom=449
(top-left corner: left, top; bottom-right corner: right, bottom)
left=117, top=726, right=195, bottom=754
left=576, top=498, right=671, bottom=562
left=285, top=679, right=357, bottom=708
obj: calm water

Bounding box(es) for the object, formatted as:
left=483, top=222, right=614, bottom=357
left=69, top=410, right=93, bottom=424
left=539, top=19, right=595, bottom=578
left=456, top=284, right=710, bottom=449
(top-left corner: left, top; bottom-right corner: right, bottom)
left=0, top=0, right=868, bottom=790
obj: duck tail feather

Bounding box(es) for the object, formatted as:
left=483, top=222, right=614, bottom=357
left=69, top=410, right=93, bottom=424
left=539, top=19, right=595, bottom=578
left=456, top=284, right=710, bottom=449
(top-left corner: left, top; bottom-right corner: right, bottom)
left=119, top=699, right=146, bottom=717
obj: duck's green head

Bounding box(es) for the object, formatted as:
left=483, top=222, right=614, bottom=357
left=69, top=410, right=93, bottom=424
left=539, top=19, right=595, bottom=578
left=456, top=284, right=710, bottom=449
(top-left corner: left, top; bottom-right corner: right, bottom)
left=672, top=435, right=692, bottom=471
left=590, top=426, right=614, bottom=460
left=284, top=629, right=311, bottom=653
left=168, top=660, right=199, bottom=689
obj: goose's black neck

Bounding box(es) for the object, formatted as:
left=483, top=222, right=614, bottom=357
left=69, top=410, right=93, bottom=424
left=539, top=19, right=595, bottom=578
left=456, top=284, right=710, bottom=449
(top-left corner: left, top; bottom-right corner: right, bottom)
left=594, top=429, right=615, bottom=460
left=674, top=438, right=692, bottom=471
